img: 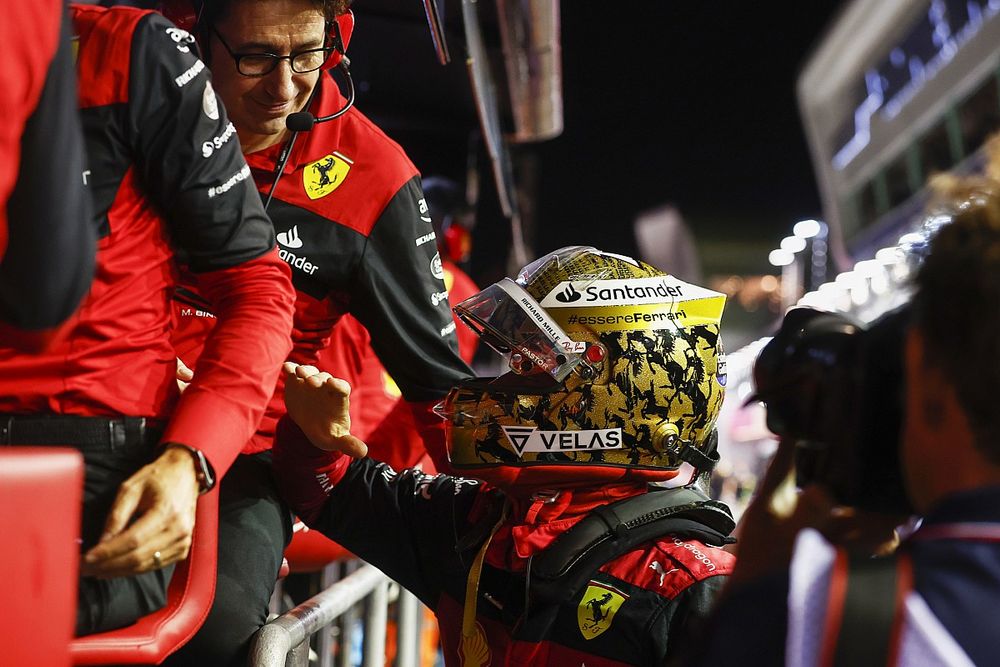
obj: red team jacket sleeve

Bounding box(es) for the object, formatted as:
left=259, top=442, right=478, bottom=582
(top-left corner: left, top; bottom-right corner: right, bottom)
left=162, top=251, right=294, bottom=474
left=126, top=12, right=295, bottom=474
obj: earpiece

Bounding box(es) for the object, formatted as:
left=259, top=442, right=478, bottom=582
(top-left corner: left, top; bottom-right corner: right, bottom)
left=323, top=12, right=354, bottom=70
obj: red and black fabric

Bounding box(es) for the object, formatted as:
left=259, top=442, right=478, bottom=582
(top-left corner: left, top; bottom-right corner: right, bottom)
left=0, top=0, right=95, bottom=350
left=172, top=72, right=472, bottom=462
left=0, top=4, right=295, bottom=476
left=274, top=418, right=735, bottom=666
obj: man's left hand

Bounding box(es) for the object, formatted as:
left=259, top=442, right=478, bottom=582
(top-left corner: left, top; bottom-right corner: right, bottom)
left=81, top=445, right=200, bottom=578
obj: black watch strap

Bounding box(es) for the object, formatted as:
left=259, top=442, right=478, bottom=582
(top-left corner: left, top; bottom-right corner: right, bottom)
left=164, top=443, right=217, bottom=493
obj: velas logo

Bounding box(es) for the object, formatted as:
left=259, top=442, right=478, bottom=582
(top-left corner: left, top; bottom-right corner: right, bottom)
left=277, top=225, right=303, bottom=249
left=539, top=277, right=724, bottom=308
left=303, top=152, right=352, bottom=200
left=555, top=283, right=582, bottom=303
left=501, top=426, right=623, bottom=456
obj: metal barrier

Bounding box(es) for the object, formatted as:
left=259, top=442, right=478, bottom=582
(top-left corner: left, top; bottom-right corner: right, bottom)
left=250, top=561, right=423, bottom=667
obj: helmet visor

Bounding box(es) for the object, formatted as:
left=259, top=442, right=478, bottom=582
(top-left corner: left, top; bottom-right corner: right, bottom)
left=515, top=245, right=612, bottom=287
left=454, top=278, right=585, bottom=382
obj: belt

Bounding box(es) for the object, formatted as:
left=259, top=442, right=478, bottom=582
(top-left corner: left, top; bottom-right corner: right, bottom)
left=0, top=414, right=165, bottom=450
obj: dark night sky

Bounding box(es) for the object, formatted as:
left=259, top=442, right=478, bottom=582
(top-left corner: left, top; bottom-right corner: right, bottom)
left=532, top=3, right=847, bottom=267
left=352, top=2, right=847, bottom=281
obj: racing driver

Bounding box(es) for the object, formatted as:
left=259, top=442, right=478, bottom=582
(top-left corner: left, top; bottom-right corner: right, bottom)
left=276, top=246, right=737, bottom=666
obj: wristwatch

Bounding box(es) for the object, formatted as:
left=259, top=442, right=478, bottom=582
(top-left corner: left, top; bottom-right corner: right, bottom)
left=164, top=443, right=217, bottom=494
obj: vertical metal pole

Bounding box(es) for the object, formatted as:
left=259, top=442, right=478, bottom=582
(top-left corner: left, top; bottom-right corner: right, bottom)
left=287, top=639, right=311, bottom=667
left=363, top=580, right=389, bottom=667
left=317, top=563, right=340, bottom=667
left=396, top=588, right=420, bottom=667
left=337, top=561, right=360, bottom=667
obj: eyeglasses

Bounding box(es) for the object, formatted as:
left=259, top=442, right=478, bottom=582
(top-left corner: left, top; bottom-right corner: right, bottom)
left=211, top=27, right=332, bottom=77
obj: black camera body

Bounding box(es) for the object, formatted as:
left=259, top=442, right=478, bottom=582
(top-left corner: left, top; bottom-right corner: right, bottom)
left=752, top=305, right=912, bottom=514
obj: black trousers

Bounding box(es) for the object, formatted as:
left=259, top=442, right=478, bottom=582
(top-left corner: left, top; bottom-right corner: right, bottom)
left=163, top=451, right=293, bottom=667
left=1, top=414, right=174, bottom=636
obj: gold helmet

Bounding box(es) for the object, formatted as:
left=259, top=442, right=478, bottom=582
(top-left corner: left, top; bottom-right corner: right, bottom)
left=439, top=246, right=727, bottom=489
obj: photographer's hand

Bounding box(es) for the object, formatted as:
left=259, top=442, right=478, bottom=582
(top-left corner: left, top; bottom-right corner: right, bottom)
left=727, top=438, right=835, bottom=587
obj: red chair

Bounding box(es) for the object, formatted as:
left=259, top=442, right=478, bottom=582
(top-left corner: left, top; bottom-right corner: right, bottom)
left=70, top=486, right=219, bottom=665
left=0, top=447, right=84, bottom=667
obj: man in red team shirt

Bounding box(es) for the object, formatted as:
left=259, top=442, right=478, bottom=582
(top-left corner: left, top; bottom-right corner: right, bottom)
left=0, top=3, right=295, bottom=636
left=164, top=0, right=471, bottom=662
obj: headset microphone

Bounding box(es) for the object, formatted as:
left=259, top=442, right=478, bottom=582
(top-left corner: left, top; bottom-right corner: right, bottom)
left=284, top=59, right=355, bottom=132
left=285, top=112, right=316, bottom=132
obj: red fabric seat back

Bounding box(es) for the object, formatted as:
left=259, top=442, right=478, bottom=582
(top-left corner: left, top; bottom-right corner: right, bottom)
left=0, top=447, right=84, bottom=667
left=70, top=486, right=219, bottom=665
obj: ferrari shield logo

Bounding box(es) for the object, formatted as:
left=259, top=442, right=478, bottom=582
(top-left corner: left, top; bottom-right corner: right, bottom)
left=303, top=152, right=352, bottom=200
left=577, top=581, right=628, bottom=640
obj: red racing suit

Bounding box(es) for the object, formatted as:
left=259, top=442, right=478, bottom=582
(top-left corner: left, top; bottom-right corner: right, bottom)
left=172, top=74, right=472, bottom=466
left=274, top=419, right=735, bottom=666
left=0, top=5, right=296, bottom=476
